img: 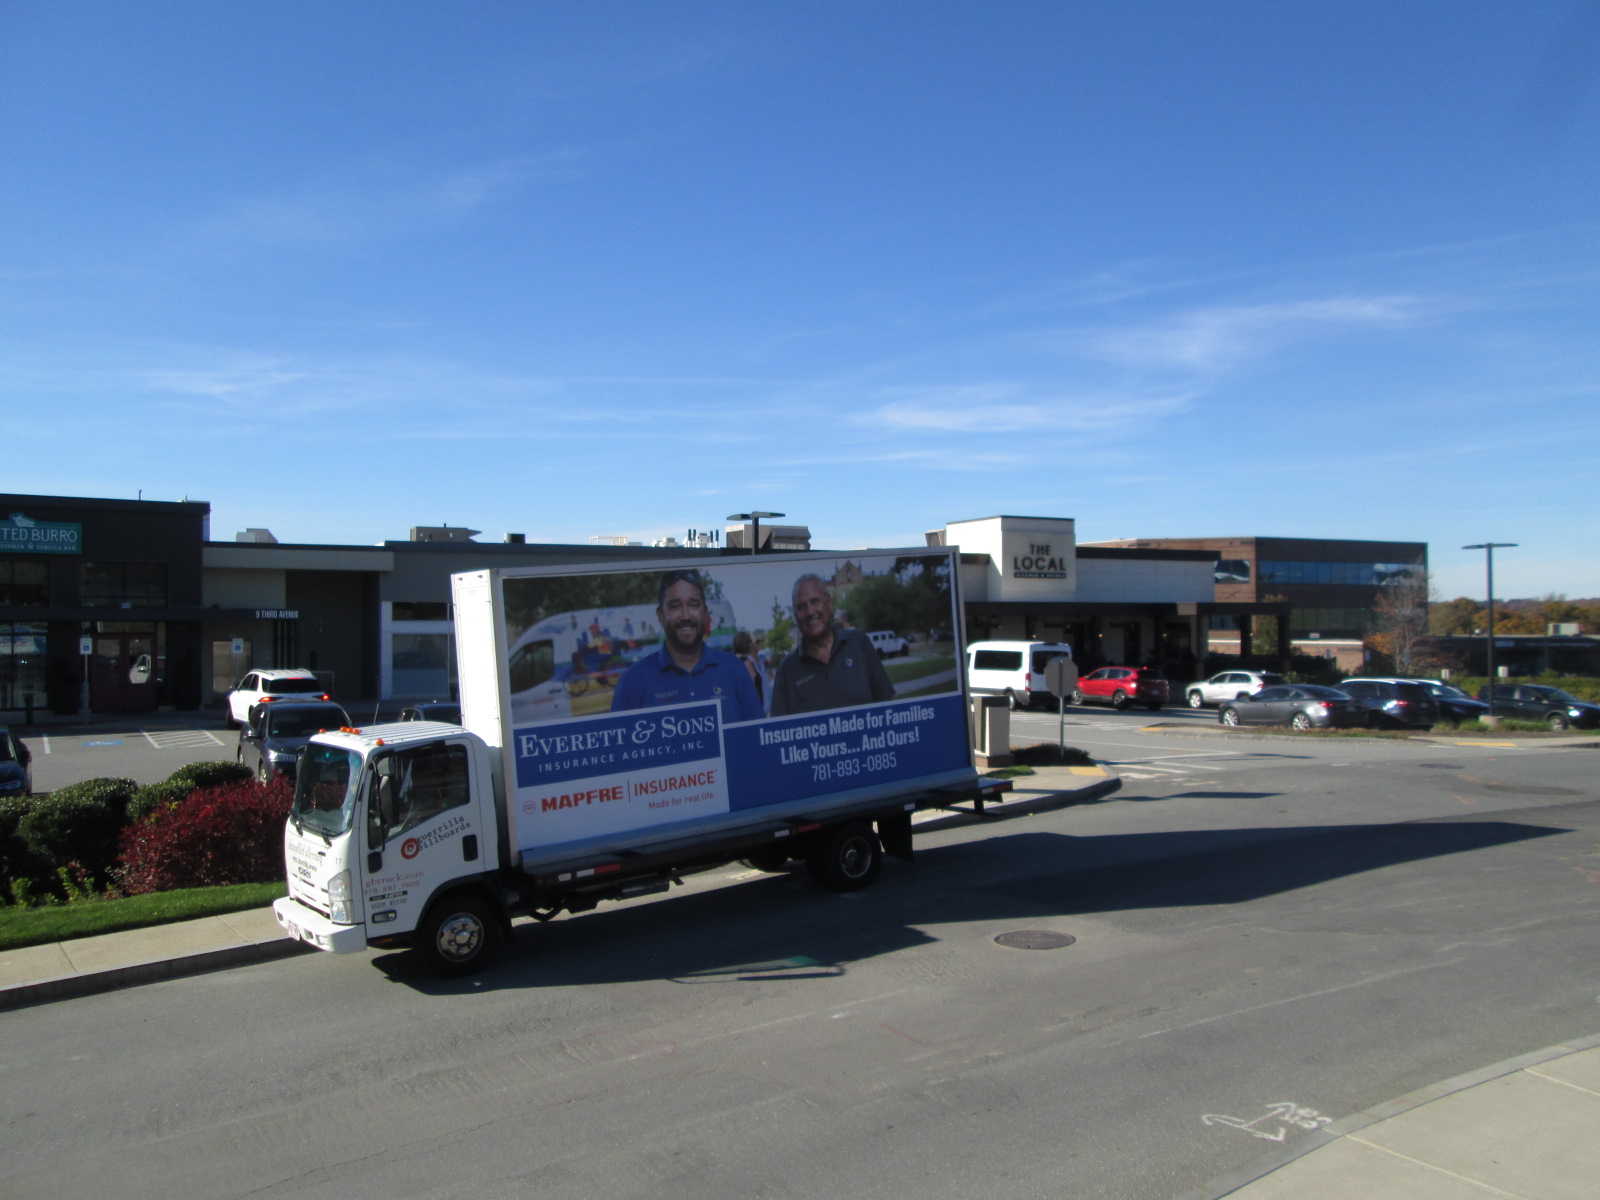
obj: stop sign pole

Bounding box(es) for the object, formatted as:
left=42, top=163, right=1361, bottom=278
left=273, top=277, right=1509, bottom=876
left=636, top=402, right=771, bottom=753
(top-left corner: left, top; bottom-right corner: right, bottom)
left=1043, top=657, right=1080, bottom=759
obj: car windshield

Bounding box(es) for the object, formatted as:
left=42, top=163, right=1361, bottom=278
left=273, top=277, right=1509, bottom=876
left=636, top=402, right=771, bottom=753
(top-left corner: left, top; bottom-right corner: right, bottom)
left=292, top=744, right=362, bottom=837
left=272, top=677, right=322, bottom=694
left=1427, top=682, right=1469, bottom=698
left=0, top=737, right=13, bottom=762
left=268, top=708, right=347, bottom=738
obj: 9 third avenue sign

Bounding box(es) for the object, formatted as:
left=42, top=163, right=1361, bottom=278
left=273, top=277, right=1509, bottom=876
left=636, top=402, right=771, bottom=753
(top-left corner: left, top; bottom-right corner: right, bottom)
left=0, top=512, right=82, bottom=555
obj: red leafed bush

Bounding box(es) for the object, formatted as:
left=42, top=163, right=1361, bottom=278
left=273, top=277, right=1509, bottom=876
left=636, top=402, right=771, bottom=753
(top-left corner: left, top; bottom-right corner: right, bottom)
left=117, top=777, right=294, bottom=895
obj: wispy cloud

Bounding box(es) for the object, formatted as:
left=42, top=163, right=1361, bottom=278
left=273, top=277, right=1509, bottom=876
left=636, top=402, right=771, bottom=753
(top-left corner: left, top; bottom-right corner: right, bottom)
left=1066, top=295, right=1431, bottom=371
left=191, top=155, right=567, bottom=249
left=859, top=384, right=1193, bottom=436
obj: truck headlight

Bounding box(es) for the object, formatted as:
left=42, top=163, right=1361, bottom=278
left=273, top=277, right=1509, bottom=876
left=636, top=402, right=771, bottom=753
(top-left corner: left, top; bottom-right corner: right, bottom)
left=328, top=869, right=355, bottom=925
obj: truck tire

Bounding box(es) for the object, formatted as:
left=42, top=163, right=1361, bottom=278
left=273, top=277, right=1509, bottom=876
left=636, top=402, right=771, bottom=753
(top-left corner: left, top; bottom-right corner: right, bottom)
left=806, top=821, right=882, bottom=892
left=416, top=893, right=501, bottom=977
left=740, top=846, right=791, bottom=873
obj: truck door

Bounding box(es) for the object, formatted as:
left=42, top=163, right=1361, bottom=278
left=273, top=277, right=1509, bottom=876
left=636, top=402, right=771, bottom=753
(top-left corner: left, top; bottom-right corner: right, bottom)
left=362, top=740, right=482, bottom=935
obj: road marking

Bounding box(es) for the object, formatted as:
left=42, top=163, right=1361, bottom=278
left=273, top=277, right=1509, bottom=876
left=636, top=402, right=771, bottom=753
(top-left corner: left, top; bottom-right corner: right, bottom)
left=142, top=729, right=225, bottom=749
left=1202, top=1102, right=1332, bottom=1142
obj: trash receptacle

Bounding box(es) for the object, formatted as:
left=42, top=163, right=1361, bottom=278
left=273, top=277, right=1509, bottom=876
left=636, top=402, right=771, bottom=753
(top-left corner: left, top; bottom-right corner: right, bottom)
left=969, top=695, right=1013, bottom=768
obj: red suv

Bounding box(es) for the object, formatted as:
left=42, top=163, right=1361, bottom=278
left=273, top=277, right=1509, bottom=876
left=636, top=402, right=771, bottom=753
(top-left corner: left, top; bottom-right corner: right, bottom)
left=1071, top=667, right=1169, bottom=711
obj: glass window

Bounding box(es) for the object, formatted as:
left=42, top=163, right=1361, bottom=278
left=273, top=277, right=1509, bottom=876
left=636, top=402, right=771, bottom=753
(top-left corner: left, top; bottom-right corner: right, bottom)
left=393, top=601, right=450, bottom=622
left=0, top=622, right=47, bottom=709
left=82, top=562, right=168, bottom=608
left=392, top=632, right=453, bottom=697
left=973, top=650, right=1023, bottom=671
left=371, top=742, right=470, bottom=845
left=0, top=560, right=48, bottom=607
left=510, top=638, right=556, bottom=692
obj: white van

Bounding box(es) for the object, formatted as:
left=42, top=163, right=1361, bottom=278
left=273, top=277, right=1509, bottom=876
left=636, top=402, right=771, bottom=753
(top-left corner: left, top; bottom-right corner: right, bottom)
left=965, top=640, right=1074, bottom=710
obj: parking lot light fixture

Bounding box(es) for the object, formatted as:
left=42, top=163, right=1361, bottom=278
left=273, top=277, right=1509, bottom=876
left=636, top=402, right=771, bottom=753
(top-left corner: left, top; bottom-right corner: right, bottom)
left=1462, top=543, right=1516, bottom=717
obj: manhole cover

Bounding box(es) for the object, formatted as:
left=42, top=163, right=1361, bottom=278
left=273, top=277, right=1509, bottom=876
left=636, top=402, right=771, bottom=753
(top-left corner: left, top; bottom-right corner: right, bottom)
left=994, top=930, right=1077, bottom=950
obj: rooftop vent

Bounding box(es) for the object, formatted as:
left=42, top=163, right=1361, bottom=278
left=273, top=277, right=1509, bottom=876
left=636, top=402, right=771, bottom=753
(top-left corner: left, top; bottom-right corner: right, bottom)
left=235, top=528, right=278, bottom=544
left=410, top=525, right=481, bottom=543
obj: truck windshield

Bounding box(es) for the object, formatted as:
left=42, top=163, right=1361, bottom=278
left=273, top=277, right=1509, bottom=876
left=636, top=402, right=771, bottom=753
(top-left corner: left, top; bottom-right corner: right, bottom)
left=292, top=744, right=363, bottom=837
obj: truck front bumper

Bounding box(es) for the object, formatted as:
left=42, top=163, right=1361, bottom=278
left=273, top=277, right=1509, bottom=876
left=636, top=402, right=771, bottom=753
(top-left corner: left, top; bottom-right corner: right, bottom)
left=273, top=896, right=369, bottom=954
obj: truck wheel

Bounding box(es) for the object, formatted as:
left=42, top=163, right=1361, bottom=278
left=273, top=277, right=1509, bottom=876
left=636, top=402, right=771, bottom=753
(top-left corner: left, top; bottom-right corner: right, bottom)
left=416, top=894, right=501, bottom=977
left=806, top=821, right=882, bottom=892
left=740, top=846, right=791, bottom=873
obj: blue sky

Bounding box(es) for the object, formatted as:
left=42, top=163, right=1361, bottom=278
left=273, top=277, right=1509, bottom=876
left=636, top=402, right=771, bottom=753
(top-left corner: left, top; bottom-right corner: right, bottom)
left=3, top=2, right=1598, bottom=599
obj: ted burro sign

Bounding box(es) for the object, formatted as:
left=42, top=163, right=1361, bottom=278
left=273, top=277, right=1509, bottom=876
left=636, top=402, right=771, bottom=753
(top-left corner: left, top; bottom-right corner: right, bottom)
left=0, top=512, right=82, bottom=555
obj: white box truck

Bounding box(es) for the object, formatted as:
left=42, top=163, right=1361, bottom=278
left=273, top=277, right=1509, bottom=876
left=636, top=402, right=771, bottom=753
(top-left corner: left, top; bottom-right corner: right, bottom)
left=273, top=549, right=1006, bottom=975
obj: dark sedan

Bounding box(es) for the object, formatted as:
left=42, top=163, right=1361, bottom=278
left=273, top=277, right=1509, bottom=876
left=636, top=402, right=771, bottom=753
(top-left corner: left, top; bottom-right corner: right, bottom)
left=1219, top=685, right=1366, bottom=730
left=1407, top=679, right=1489, bottom=724
left=238, top=701, right=352, bottom=783
left=1478, top=684, right=1600, bottom=730
left=0, top=726, right=32, bottom=797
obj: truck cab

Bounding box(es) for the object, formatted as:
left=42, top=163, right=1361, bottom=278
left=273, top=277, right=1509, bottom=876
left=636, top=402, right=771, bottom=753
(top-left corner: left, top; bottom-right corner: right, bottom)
left=274, top=721, right=502, bottom=969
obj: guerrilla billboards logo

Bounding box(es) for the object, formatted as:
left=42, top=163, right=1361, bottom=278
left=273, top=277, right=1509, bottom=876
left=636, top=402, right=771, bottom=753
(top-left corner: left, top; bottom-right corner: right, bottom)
left=1013, top=541, right=1067, bottom=580
left=399, top=814, right=469, bottom=859
left=0, top=513, right=82, bottom=556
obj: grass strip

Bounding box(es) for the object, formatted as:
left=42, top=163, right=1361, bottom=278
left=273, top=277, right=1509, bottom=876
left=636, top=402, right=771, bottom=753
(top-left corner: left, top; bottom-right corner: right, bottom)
left=0, top=882, right=286, bottom=952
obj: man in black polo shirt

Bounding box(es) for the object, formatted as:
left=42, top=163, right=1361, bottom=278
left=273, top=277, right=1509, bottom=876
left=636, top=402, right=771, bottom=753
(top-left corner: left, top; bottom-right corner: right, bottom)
left=770, top=573, right=896, bottom=716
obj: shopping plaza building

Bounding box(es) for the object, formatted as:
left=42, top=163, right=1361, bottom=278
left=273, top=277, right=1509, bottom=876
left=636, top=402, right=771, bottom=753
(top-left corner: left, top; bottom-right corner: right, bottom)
left=0, top=494, right=1425, bottom=717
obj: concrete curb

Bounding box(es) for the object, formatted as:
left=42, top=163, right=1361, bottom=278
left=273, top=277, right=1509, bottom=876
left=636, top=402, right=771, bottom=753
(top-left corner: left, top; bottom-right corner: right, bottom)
left=0, top=936, right=310, bottom=1011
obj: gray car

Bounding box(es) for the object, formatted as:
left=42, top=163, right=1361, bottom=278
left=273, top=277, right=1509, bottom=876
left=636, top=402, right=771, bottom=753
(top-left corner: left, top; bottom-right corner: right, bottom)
left=237, top=701, right=352, bottom=783
left=1218, top=684, right=1367, bottom=730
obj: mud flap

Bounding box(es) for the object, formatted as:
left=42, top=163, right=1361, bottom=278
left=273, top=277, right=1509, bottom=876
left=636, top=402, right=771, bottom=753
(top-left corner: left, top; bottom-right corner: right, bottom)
left=877, top=810, right=914, bottom=863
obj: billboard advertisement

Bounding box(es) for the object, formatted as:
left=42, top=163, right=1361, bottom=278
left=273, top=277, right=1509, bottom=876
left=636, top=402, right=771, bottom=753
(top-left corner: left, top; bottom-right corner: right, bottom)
left=487, top=550, right=969, bottom=855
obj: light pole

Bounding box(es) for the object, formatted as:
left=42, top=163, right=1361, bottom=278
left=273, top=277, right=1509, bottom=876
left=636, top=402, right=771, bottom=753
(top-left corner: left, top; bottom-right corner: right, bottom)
left=1463, top=542, right=1516, bottom=718
left=727, top=511, right=784, bottom=556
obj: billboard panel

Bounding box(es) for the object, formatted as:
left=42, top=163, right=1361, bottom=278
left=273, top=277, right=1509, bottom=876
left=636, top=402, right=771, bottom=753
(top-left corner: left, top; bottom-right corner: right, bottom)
left=481, top=550, right=968, bottom=857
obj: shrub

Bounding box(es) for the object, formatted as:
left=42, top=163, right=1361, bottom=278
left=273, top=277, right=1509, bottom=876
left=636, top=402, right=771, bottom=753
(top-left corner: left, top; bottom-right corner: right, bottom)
left=117, top=777, right=293, bottom=895
left=0, top=795, right=55, bottom=906
left=128, top=780, right=193, bottom=824
left=17, top=777, right=137, bottom=888
left=167, top=761, right=253, bottom=790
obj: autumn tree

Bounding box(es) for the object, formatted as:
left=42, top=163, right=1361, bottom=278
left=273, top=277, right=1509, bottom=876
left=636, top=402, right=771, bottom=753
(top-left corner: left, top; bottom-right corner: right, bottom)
left=1368, top=570, right=1431, bottom=674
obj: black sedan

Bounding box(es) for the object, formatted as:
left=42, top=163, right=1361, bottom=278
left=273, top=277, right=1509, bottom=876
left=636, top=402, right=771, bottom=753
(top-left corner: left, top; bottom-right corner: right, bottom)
left=399, top=700, right=461, bottom=724
left=238, top=701, right=352, bottom=783
left=1219, top=685, right=1367, bottom=730
left=0, top=726, right=32, bottom=797
left=1409, top=679, right=1489, bottom=724
left=1478, top=684, right=1600, bottom=731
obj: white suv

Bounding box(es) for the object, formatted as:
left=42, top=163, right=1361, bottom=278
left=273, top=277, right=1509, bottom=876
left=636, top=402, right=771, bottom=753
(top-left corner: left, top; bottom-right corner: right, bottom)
left=867, top=630, right=908, bottom=657
left=225, top=668, right=328, bottom=727
left=1184, top=670, right=1286, bottom=709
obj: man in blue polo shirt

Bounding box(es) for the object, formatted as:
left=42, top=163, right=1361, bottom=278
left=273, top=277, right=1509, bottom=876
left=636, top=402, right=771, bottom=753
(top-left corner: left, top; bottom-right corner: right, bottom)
left=610, top=569, right=764, bottom=723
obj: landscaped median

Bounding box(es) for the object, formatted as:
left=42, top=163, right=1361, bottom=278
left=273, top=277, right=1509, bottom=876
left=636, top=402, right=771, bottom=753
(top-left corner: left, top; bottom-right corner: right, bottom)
left=0, top=762, right=293, bottom=952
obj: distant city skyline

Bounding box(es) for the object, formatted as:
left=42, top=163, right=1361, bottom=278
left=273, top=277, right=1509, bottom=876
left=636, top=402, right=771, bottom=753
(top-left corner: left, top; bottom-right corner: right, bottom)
left=4, top=2, right=1598, bottom=600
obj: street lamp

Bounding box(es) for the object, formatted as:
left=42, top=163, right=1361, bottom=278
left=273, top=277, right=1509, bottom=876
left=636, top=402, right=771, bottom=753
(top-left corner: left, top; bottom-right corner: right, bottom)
left=727, top=511, right=784, bottom=556
left=1463, top=542, right=1516, bottom=717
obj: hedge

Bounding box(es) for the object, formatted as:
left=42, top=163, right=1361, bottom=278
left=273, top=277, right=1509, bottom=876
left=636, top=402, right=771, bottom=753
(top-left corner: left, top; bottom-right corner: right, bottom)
left=117, top=777, right=293, bottom=894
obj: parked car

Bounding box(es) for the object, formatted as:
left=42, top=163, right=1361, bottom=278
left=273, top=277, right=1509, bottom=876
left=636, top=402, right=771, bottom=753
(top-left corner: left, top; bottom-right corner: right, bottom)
left=0, top=726, right=33, bottom=797
left=1218, top=684, right=1366, bottom=730
left=1401, top=679, right=1489, bottom=724
left=399, top=700, right=462, bottom=724
left=1477, top=684, right=1600, bottom=730
left=1071, top=666, right=1169, bottom=711
left=867, top=630, right=908, bottom=658
left=225, top=668, right=329, bottom=727
left=1184, top=670, right=1287, bottom=709
left=966, top=640, right=1075, bottom=710
left=1336, top=679, right=1440, bottom=729
left=237, top=700, right=352, bottom=783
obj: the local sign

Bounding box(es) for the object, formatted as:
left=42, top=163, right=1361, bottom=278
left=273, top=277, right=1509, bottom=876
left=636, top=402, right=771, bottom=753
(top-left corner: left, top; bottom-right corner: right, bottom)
left=0, top=512, right=82, bottom=555
left=1012, top=541, right=1067, bottom=580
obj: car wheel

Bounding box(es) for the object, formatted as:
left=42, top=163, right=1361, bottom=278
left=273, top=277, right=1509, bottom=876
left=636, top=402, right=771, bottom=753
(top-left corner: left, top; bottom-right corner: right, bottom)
left=1220, top=707, right=1241, bottom=727
left=805, top=821, right=882, bottom=892
left=416, top=893, right=502, bottom=977
left=1006, top=689, right=1022, bottom=712
left=1187, top=690, right=1204, bottom=709
left=1069, top=688, right=1084, bottom=706
left=256, top=761, right=271, bottom=784
left=1111, top=690, right=1129, bottom=710
left=1548, top=712, right=1570, bottom=731
left=1291, top=712, right=1313, bottom=731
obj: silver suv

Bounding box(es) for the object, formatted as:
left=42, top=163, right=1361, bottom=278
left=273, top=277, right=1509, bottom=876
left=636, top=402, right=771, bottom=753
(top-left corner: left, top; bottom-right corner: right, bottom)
left=1185, top=670, right=1287, bottom=709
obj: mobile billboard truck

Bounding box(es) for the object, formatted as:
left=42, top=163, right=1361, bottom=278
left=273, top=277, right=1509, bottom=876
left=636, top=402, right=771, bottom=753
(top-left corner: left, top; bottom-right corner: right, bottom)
left=274, top=549, right=1007, bottom=975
